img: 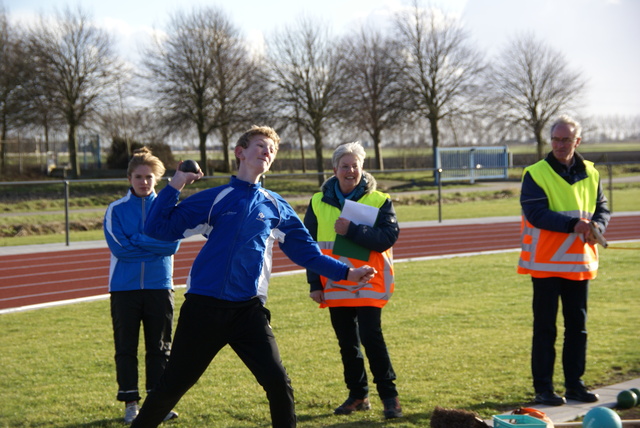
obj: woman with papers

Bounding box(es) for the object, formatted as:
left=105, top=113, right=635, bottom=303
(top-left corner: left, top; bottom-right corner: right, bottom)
left=304, top=142, right=402, bottom=419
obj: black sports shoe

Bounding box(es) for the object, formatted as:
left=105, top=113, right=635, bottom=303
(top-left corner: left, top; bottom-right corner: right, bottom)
left=382, top=397, right=403, bottom=419
left=566, top=387, right=599, bottom=403
left=534, top=391, right=566, bottom=406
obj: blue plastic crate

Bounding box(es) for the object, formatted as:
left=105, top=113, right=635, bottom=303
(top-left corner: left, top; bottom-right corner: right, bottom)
left=493, top=414, right=547, bottom=427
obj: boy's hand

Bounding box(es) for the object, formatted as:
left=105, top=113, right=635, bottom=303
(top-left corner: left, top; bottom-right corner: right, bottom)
left=169, top=162, right=204, bottom=191
left=348, top=266, right=377, bottom=285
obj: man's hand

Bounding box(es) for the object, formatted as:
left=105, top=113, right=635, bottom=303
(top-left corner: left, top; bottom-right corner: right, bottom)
left=587, top=221, right=607, bottom=247
left=347, top=266, right=377, bottom=285
left=573, top=218, right=591, bottom=234
left=168, top=162, right=204, bottom=191
left=574, top=218, right=592, bottom=243
left=309, top=290, right=325, bottom=304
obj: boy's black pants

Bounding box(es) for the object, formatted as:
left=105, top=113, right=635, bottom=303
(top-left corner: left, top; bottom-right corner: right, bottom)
left=132, top=294, right=296, bottom=428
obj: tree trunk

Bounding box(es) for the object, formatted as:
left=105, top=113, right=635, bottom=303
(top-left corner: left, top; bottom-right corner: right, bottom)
left=221, top=126, right=231, bottom=174
left=0, top=118, right=6, bottom=175
left=44, top=120, right=50, bottom=153
left=297, top=124, right=306, bottom=173
left=373, top=128, right=383, bottom=170
left=68, top=123, right=80, bottom=179
left=429, top=117, right=439, bottom=179
left=198, top=131, right=209, bottom=176
left=535, top=128, right=545, bottom=161
left=313, top=132, right=325, bottom=187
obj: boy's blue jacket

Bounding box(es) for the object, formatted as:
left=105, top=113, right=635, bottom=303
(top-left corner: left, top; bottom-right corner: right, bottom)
left=104, top=189, right=180, bottom=292
left=144, top=176, right=350, bottom=304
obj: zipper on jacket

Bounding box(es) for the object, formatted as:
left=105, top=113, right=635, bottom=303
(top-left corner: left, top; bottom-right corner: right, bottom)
left=140, top=197, right=146, bottom=289
left=221, top=186, right=250, bottom=297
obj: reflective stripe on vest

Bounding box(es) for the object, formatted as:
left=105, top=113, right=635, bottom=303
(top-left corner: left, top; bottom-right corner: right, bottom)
left=517, top=160, right=600, bottom=280
left=311, top=191, right=394, bottom=308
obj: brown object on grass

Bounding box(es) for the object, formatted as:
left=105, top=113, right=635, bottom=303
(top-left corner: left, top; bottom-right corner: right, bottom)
left=430, top=406, right=490, bottom=428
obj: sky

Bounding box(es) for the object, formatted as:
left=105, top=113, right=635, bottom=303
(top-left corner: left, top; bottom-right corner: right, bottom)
left=4, top=0, right=640, bottom=118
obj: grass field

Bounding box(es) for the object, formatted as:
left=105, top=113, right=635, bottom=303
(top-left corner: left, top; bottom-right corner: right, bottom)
left=1, top=245, right=639, bottom=427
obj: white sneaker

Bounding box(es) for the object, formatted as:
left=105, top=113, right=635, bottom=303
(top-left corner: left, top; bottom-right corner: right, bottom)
left=124, top=401, right=139, bottom=424
left=163, top=410, right=179, bottom=422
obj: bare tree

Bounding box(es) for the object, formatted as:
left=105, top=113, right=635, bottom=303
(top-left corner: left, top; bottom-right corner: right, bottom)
left=0, top=7, right=30, bottom=174
left=27, top=6, right=122, bottom=178
left=267, top=17, right=347, bottom=185
left=142, top=7, right=265, bottom=175
left=394, top=2, right=486, bottom=172
left=21, top=70, right=67, bottom=163
left=486, top=33, right=587, bottom=160
left=340, top=26, right=407, bottom=170
left=16, top=7, right=67, bottom=165
left=97, top=105, right=151, bottom=147
left=95, top=69, right=157, bottom=160
left=589, top=114, right=640, bottom=142
left=212, top=40, right=270, bottom=174
left=18, top=16, right=66, bottom=164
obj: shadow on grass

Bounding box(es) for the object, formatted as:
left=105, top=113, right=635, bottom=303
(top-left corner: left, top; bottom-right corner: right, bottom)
left=63, top=417, right=122, bottom=427
left=294, top=398, right=530, bottom=426
left=297, top=409, right=432, bottom=426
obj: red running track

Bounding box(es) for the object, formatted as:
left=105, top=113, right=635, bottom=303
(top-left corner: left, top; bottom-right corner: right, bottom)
left=1, top=215, right=638, bottom=311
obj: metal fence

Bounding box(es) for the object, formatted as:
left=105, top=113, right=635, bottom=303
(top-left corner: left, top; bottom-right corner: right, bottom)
left=0, top=162, right=638, bottom=246
left=435, top=146, right=511, bottom=183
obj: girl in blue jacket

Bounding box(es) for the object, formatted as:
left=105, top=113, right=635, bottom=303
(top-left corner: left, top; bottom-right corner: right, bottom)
left=104, top=147, right=180, bottom=424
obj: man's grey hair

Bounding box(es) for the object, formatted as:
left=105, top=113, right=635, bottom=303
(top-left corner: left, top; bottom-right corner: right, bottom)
left=332, top=142, right=366, bottom=168
left=550, top=115, right=582, bottom=139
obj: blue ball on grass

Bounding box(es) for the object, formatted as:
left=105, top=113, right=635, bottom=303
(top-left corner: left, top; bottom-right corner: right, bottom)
left=582, top=407, right=622, bottom=428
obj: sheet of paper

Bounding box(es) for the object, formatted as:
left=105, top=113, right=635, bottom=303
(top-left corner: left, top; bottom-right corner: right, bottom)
left=340, top=199, right=378, bottom=226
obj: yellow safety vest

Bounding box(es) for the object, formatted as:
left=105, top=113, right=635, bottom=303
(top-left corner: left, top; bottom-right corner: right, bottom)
left=518, top=160, right=600, bottom=280
left=311, top=191, right=394, bottom=308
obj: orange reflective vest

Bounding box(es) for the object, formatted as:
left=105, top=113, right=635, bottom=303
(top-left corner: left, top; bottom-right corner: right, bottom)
left=311, top=191, right=394, bottom=308
left=517, top=160, right=600, bottom=280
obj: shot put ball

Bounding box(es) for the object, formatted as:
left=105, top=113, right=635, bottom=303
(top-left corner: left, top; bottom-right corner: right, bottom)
left=583, top=407, right=622, bottom=428
left=616, top=389, right=637, bottom=409
left=179, top=160, right=200, bottom=173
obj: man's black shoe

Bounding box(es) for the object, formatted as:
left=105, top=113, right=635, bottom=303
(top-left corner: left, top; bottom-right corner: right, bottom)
left=566, top=387, right=599, bottom=403
left=534, top=391, right=566, bottom=406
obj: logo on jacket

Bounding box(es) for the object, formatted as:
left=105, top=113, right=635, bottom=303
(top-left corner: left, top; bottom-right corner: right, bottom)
left=257, top=212, right=266, bottom=222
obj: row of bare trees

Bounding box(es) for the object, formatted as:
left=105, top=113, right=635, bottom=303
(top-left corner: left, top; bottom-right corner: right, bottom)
left=1, top=2, right=637, bottom=180
left=1, top=5, right=122, bottom=177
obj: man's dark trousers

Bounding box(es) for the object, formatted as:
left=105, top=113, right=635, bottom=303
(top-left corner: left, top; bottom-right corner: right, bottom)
left=531, top=276, right=589, bottom=393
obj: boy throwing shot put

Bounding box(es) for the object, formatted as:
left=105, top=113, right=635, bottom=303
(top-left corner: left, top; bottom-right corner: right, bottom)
left=131, top=125, right=376, bottom=428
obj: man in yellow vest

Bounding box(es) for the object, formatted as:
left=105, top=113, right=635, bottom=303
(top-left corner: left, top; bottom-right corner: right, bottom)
left=518, top=115, right=610, bottom=406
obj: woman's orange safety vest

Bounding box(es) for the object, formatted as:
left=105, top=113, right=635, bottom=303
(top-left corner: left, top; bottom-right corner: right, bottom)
left=517, top=160, right=600, bottom=280
left=311, top=191, right=394, bottom=308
